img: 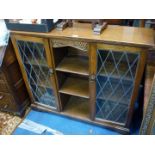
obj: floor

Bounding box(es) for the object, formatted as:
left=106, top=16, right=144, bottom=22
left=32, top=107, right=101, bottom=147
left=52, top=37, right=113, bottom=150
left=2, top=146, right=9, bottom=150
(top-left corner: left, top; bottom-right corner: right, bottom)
left=13, top=110, right=120, bottom=135
left=0, top=111, right=22, bottom=135
left=13, top=108, right=140, bottom=135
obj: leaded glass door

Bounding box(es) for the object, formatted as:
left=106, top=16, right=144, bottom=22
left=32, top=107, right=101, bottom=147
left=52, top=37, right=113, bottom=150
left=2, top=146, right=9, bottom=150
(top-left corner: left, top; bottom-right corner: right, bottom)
left=11, top=36, right=59, bottom=110
left=95, top=46, right=140, bottom=125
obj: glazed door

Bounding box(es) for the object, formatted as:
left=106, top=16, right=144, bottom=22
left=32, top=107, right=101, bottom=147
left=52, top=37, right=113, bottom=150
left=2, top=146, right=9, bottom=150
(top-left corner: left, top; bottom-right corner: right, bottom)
left=11, top=35, right=59, bottom=111
left=93, top=44, right=146, bottom=127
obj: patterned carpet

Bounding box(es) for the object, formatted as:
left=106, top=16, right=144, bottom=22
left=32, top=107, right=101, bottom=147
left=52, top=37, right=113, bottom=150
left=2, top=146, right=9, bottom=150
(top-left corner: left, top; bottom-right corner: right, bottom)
left=0, top=109, right=30, bottom=135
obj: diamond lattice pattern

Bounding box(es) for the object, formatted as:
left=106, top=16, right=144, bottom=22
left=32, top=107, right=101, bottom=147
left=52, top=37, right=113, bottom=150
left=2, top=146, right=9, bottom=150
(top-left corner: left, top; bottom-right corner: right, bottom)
left=17, top=40, right=56, bottom=108
left=96, top=49, right=139, bottom=123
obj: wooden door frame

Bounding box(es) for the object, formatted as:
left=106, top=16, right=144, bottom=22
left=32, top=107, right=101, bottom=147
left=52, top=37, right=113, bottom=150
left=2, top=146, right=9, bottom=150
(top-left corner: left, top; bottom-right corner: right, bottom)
left=90, top=43, right=147, bottom=129
left=126, top=50, right=147, bottom=127
left=11, top=34, right=60, bottom=111
left=89, top=43, right=97, bottom=120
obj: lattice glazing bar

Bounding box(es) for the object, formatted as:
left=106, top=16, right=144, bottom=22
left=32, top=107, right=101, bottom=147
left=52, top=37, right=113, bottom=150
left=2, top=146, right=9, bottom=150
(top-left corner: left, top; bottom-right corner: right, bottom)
left=96, top=49, right=139, bottom=124
left=16, top=40, right=57, bottom=108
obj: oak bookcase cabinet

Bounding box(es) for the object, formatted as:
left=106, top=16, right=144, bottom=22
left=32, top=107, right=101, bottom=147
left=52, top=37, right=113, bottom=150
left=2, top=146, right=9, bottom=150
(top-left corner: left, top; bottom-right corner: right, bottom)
left=11, top=23, right=154, bottom=133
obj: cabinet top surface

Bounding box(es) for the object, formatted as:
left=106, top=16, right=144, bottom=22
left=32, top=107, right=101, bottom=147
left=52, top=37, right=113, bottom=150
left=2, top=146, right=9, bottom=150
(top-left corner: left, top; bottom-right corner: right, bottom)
left=11, top=22, right=155, bottom=48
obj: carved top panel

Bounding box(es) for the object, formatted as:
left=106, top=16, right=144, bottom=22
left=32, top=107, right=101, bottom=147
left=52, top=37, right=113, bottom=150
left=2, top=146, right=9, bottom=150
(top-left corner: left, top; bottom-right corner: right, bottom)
left=51, top=39, right=89, bottom=52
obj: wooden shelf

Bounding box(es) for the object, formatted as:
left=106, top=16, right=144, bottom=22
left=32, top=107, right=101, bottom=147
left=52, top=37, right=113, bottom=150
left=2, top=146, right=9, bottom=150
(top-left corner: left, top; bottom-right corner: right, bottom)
left=56, top=56, right=89, bottom=76
left=95, top=99, right=128, bottom=123
left=97, top=93, right=131, bottom=105
left=59, top=77, right=89, bottom=98
left=97, top=78, right=132, bottom=105
left=99, top=62, right=134, bottom=81
left=63, top=96, right=90, bottom=119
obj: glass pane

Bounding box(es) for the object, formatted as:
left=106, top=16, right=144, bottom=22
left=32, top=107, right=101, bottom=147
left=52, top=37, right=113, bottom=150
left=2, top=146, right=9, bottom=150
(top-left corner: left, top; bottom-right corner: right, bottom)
left=96, top=49, right=139, bottom=124
left=17, top=40, right=57, bottom=108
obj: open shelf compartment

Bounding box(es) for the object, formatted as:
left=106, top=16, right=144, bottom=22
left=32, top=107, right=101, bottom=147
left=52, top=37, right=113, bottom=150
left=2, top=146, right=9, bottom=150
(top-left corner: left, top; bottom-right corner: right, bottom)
left=58, top=72, right=89, bottom=99
left=53, top=46, right=89, bottom=76
left=52, top=42, right=90, bottom=119
left=56, top=56, right=89, bottom=76
left=60, top=94, right=90, bottom=119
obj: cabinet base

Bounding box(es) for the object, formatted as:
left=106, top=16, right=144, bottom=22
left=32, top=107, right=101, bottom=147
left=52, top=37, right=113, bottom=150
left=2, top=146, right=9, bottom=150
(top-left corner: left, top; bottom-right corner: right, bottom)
left=0, top=99, right=30, bottom=117
left=31, top=103, right=130, bottom=134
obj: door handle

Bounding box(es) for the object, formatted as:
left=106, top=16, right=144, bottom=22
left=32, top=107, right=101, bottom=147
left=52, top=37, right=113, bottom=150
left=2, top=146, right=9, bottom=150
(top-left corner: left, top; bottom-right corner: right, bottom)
left=49, top=68, right=54, bottom=75
left=90, top=74, right=96, bottom=81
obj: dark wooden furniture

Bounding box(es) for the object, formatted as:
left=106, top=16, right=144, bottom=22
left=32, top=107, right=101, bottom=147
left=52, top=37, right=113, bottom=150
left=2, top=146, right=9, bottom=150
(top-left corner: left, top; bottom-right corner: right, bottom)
left=0, top=41, right=30, bottom=116
left=10, top=22, right=154, bottom=133
left=140, top=74, right=155, bottom=134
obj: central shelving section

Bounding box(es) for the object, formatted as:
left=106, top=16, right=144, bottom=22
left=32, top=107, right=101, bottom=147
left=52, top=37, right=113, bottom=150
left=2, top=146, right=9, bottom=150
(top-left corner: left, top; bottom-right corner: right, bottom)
left=52, top=44, right=90, bottom=119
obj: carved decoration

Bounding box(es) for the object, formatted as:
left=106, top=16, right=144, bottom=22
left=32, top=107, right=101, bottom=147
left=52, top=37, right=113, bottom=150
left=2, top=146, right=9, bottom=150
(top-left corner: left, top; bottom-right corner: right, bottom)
left=51, top=39, right=89, bottom=52
left=140, top=74, right=155, bottom=134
